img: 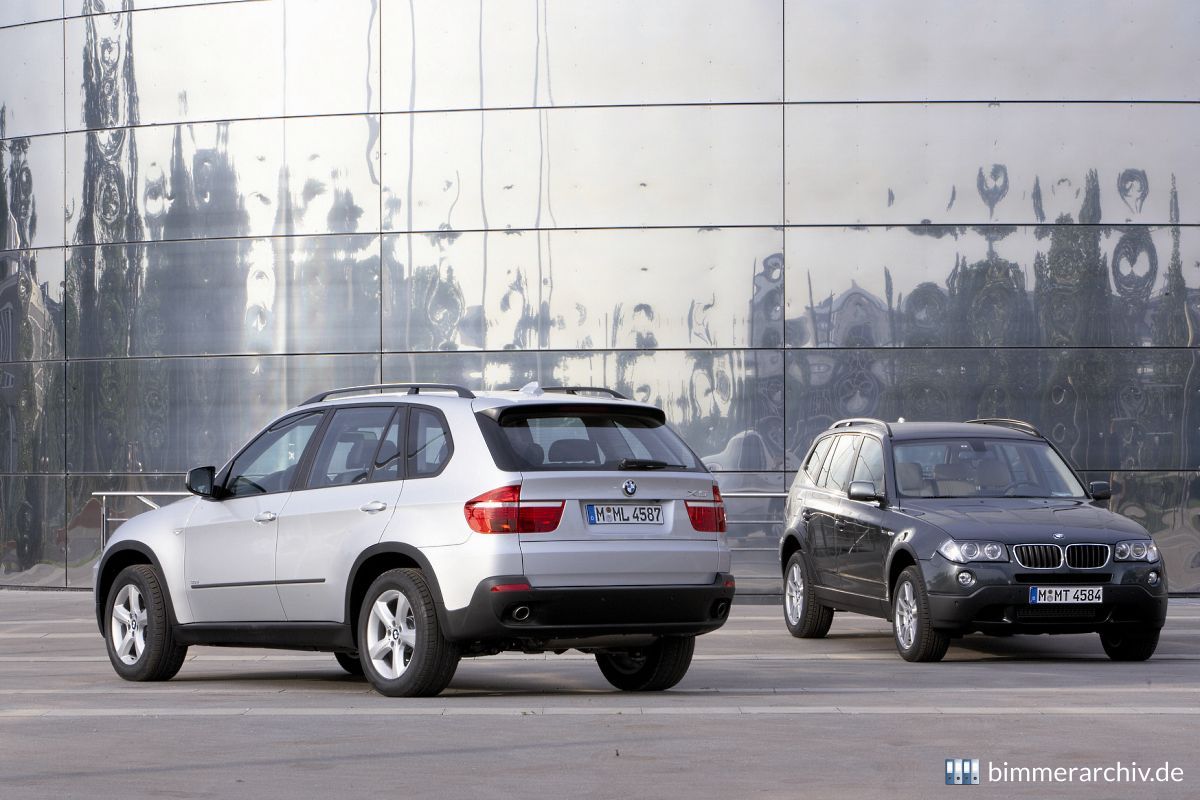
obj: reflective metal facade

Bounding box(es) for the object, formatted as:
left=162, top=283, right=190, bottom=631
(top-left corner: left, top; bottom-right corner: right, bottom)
left=2, top=1, right=1198, bottom=593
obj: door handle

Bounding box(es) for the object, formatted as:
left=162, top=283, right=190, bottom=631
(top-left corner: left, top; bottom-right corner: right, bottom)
left=360, top=500, right=388, bottom=514
left=253, top=511, right=277, bottom=524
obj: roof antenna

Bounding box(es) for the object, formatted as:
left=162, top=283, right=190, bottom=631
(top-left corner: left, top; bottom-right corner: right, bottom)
left=519, top=381, right=544, bottom=396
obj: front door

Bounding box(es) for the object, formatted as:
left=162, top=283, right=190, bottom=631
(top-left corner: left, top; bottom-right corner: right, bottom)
left=838, top=436, right=891, bottom=604
left=183, top=410, right=324, bottom=623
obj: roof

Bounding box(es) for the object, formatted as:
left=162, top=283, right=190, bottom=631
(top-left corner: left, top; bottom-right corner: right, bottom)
left=886, top=421, right=1039, bottom=441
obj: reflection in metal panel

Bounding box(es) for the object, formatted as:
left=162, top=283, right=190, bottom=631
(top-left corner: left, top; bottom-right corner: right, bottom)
left=0, top=0, right=1198, bottom=593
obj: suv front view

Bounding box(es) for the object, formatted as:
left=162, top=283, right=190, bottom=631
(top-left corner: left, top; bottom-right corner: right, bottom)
left=94, top=383, right=734, bottom=696
left=779, top=418, right=1167, bottom=662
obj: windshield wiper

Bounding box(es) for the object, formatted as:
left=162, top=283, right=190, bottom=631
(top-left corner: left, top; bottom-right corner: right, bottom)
left=618, top=458, right=684, bottom=470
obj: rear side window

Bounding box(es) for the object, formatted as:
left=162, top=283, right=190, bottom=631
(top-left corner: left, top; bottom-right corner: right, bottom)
left=305, top=406, right=394, bottom=489
left=477, top=406, right=704, bottom=472
left=408, top=408, right=452, bottom=478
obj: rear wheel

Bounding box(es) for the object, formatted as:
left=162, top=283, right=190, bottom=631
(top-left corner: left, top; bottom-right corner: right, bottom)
left=783, top=551, right=834, bottom=638
left=104, top=565, right=188, bottom=682
left=334, top=651, right=364, bottom=676
left=1099, top=629, right=1159, bottom=661
left=892, top=566, right=950, bottom=663
left=358, top=568, right=460, bottom=697
left=596, top=636, right=695, bottom=692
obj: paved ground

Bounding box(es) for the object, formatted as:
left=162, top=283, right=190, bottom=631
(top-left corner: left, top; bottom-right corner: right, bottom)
left=1, top=590, right=1198, bottom=799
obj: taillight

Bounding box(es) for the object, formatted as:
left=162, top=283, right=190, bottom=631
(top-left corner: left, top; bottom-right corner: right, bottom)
left=464, top=485, right=564, bottom=534
left=685, top=484, right=727, bottom=533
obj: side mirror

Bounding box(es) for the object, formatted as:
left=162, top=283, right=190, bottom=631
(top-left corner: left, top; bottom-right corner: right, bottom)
left=186, top=466, right=218, bottom=498
left=1089, top=481, right=1112, bottom=501
left=848, top=481, right=884, bottom=504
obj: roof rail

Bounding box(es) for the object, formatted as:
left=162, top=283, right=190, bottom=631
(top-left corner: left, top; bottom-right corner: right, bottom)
left=831, top=417, right=892, bottom=435
left=965, top=418, right=1043, bottom=437
left=541, top=386, right=629, bottom=400
left=302, top=383, right=476, bottom=405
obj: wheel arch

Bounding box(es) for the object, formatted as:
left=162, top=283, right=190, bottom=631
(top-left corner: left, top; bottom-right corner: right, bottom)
left=94, top=543, right=176, bottom=633
left=345, top=543, right=448, bottom=649
left=779, top=529, right=804, bottom=575
left=884, top=545, right=919, bottom=604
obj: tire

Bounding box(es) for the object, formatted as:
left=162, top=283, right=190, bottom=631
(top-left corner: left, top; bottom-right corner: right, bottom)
left=782, top=551, right=834, bottom=638
left=595, top=636, right=695, bottom=692
left=357, top=568, right=460, bottom=697
left=891, top=566, right=950, bottom=663
left=104, top=564, right=188, bottom=682
left=334, top=651, right=364, bottom=676
left=1099, top=628, right=1160, bottom=661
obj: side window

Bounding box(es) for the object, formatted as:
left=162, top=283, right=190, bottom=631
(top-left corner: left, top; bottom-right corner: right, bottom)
left=802, top=437, right=834, bottom=487
left=369, top=410, right=404, bottom=483
left=852, top=437, right=885, bottom=489
left=821, top=434, right=861, bottom=494
left=305, top=406, right=394, bottom=490
left=225, top=412, right=323, bottom=498
left=408, top=408, right=452, bottom=478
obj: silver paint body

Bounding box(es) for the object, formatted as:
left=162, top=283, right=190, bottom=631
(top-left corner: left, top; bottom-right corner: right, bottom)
left=101, top=390, right=730, bottom=625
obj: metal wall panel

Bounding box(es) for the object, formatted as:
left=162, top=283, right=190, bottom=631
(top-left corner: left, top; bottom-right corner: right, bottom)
left=1080, top=470, right=1200, bottom=593
left=65, top=118, right=285, bottom=245
left=64, top=472, right=183, bottom=588
left=0, top=20, right=65, bottom=138
left=381, top=227, right=783, bottom=352
left=66, top=235, right=380, bottom=358
left=786, top=0, right=1200, bottom=102
left=66, top=353, right=380, bottom=473
left=284, top=0, right=379, bottom=117
left=381, top=105, right=782, bottom=231
left=0, top=249, right=65, bottom=361
left=383, top=348, right=786, bottom=469
left=2, top=134, right=67, bottom=251
left=380, top=0, right=781, bottom=112
left=285, top=115, right=381, bottom=236
left=0, top=475, right=66, bottom=587
left=64, top=2, right=284, bottom=131
left=0, top=360, right=65, bottom=473
left=73, top=1, right=259, bottom=13
left=783, top=348, right=1200, bottom=473
left=785, top=103, right=1200, bottom=225
left=782, top=225, right=1199, bottom=348
left=0, top=2, right=63, bottom=28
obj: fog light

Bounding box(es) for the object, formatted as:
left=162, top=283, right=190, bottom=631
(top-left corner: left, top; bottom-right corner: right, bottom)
left=1147, top=571, right=1160, bottom=587
left=957, top=571, right=976, bottom=588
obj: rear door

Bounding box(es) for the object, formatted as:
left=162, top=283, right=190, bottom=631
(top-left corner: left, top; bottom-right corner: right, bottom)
left=490, top=406, right=724, bottom=587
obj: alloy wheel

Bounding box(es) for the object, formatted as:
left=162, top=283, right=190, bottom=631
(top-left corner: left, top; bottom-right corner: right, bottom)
left=784, top=562, right=805, bottom=625
left=895, top=580, right=918, bottom=651
left=110, top=584, right=148, bottom=666
left=365, top=589, right=417, bottom=680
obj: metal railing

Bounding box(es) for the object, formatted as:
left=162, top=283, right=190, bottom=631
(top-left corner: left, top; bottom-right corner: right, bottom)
left=92, top=491, right=189, bottom=548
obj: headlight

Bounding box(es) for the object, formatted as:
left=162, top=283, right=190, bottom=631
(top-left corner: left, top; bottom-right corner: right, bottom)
left=1115, top=540, right=1159, bottom=562
left=938, top=539, right=1009, bottom=563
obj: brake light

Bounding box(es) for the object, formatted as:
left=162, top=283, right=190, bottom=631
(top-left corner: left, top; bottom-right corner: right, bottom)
left=686, top=484, right=727, bottom=533
left=464, top=485, right=564, bottom=533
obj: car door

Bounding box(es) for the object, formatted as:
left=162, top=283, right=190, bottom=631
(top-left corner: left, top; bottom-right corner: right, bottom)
left=838, top=435, right=890, bottom=605
left=275, top=405, right=405, bottom=622
left=183, top=411, right=325, bottom=623
left=807, top=433, right=860, bottom=591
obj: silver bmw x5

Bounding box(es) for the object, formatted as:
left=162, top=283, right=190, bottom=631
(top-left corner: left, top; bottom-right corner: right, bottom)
left=94, top=383, right=734, bottom=696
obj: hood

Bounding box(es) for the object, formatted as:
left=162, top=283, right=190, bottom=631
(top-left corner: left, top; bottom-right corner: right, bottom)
left=896, top=498, right=1149, bottom=543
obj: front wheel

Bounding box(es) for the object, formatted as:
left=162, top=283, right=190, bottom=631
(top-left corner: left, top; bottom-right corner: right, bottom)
left=891, top=566, right=950, bottom=662
left=783, top=551, right=834, bottom=638
left=358, top=568, right=460, bottom=697
left=1099, top=629, right=1159, bottom=661
left=596, top=636, right=695, bottom=692
left=104, top=564, right=188, bottom=682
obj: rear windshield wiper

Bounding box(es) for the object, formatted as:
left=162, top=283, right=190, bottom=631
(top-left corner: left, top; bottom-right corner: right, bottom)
left=618, top=458, right=684, bottom=470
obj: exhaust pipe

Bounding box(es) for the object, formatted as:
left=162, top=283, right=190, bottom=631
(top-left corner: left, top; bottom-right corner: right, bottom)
left=511, top=605, right=531, bottom=622
left=713, top=600, right=730, bottom=619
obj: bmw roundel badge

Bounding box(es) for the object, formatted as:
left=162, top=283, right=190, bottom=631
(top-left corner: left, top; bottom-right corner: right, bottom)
left=622, top=480, right=637, bottom=497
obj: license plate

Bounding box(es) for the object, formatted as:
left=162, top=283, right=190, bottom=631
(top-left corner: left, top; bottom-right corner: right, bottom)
left=585, top=503, right=662, bottom=525
left=1029, top=586, right=1103, bottom=604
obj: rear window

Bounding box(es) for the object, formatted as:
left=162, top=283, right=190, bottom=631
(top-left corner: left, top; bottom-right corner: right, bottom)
left=477, top=406, right=705, bottom=472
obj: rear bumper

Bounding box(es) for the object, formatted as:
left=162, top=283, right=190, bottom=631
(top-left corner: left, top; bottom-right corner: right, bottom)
left=443, top=573, right=736, bottom=644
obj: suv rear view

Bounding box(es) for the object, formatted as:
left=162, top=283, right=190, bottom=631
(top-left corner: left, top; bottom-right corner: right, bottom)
left=95, top=384, right=734, bottom=696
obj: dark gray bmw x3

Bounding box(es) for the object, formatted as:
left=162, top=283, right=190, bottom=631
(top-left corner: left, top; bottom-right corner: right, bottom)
left=779, top=418, right=1168, bottom=662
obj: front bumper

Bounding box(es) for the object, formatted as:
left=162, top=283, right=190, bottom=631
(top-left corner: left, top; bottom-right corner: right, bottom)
left=443, top=573, right=736, bottom=644
left=922, top=557, right=1168, bottom=635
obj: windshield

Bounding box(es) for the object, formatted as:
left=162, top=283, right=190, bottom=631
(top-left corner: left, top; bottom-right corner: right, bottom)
left=892, top=438, right=1086, bottom=499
